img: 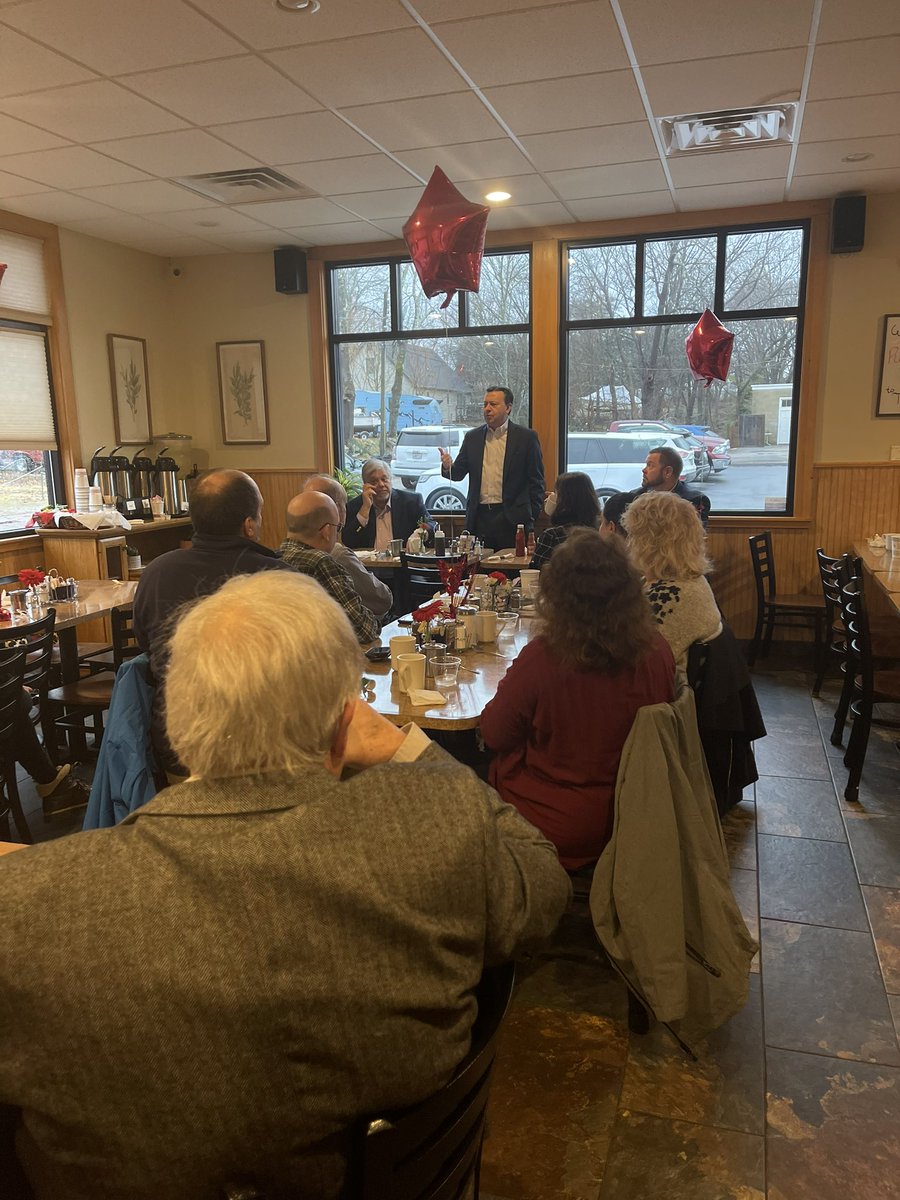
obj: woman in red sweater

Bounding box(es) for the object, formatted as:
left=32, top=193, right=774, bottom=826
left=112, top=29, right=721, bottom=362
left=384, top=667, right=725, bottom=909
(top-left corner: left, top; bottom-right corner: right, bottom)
left=480, top=530, right=675, bottom=869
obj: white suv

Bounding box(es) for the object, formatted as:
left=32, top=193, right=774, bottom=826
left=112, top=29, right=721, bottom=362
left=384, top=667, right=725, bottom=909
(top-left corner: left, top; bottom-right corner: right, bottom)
left=566, top=431, right=701, bottom=495
left=391, top=425, right=470, bottom=488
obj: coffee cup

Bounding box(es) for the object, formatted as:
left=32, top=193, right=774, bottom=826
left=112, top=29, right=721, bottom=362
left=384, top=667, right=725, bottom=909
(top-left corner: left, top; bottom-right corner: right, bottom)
left=519, top=569, right=540, bottom=598
left=476, top=610, right=498, bottom=642
left=397, top=652, right=426, bottom=693
left=461, top=612, right=478, bottom=649
left=389, top=634, right=416, bottom=669
left=389, top=538, right=403, bottom=557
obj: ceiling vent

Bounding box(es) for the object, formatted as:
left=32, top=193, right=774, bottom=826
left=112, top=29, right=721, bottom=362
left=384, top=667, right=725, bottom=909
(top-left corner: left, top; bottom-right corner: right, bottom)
left=171, top=167, right=318, bottom=204
left=657, top=104, right=798, bottom=155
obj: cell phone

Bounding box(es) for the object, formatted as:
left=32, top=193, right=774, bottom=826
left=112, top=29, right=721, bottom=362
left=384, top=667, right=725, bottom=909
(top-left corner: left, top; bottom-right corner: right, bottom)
left=365, top=645, right=391, bottom=662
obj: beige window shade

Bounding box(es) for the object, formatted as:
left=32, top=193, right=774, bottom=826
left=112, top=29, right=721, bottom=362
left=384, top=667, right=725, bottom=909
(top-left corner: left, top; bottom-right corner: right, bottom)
left=0, top=230, right=50, bottom=322
left=0, top=327, right=57, bottom=450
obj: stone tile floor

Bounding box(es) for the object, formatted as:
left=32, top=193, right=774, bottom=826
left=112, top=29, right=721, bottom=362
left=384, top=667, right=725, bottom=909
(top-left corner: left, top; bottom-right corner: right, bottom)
left=6, top=663, right=899, bottom=1199
left=481, top=664, right=900, bottom=1200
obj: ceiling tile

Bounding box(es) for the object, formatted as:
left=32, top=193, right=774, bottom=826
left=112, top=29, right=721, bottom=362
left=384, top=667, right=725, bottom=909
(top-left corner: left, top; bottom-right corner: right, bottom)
left=197, top=230, right=310, bottom=252
left=397, top=139, right=532, bottom=181
left=0, top=145, right=148, bottom=189
left=808, top=37, right=900, bottom=100
left=330, top=187, right=425, bottom=221
left=521, top=123, right=658, bottom=173
left=485, top=71, right=646, bottom=137
left=188, top=0, right=413, bottom=50
left=0, top=81, right=188, bottom=143
left=786, top=166, right=900, bottom=199
left=642, top=49, right=807, bottom=117
left=545, top=160, right=668, bottom=200
left=213, top=111, right=376, bottom=164
left=667, top=146, right=791, bottom=188
left=94, top=129, right=258, bottom=177
left=2, top=0, right=243, bottom=74
left=123, top=58, right=321, bottom=127
left=676, top=179, right=786, bottom=210
left=801, top=95, right=900, bottom=143
left=567, top=192, right=676, bottom=221
left=431, top=2, right=629, bottom=86
left=619, top=0, right=814, bottom=65
left=0, top=112, right=69, bottom=155
left=72, top=179, right=213, bottom=214
left=817, top=0, right=900, bottom=42
left=280, top=154, right=423, bottom=194
left=343, top=93, right=505, bottom=152
left=418, top=0, right=585, bottom=17
left=145, top=207, right=276, bottom=237
left=64, top=211, right=182, bottom=241
left=233, top=196, right=359, bottom=228
left=267, top=28, right=464, bottom=108
left=130, top=236, right=232, bottom=256
left=0, top=27, right=96, bottom=97
left=462, top=174, right=557, bottom=205
left=793, top=133, right=900, bottom=176
left=0, top=170, right=50, bottom=198
left=0, top=190, right=124, bottom=222
left=484, top=201, right=575, bottom=230
left=282, top=220, right=391, bottom=246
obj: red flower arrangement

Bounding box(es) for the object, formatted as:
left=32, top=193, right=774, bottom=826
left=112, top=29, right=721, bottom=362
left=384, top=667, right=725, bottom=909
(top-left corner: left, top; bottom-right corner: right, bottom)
left=18, top=568, right=45, bottom=588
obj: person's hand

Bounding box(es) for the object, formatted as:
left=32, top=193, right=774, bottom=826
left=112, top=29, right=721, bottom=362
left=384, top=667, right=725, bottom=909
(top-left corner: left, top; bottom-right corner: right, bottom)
left=358, top=481, right=376, bottom=522
left=439, top=448, right=452, bottom=472
left=343, top=698, right=406, bottom=768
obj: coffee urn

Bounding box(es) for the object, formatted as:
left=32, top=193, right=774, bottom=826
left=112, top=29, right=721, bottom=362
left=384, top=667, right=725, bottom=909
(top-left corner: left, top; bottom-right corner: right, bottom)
left=89, top=447, right=115, bottom=498
left=130, top=447, right=155, bottom=499
left=154, top=448, right=181, bottom=516
left=107, top=446, right=134, bottom=501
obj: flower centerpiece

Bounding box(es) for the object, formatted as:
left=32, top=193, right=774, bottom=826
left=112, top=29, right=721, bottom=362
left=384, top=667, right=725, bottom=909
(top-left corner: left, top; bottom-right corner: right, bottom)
left=18, top=568, right=45, bottom=589
left=482, top=571, right=513, bottom=612
left=411, top=559, right=476, bottom=643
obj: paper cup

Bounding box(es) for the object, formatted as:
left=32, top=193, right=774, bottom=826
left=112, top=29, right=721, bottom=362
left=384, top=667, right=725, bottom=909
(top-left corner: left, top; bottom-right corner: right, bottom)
left=519, top=569, right=540, bottom=598
left=397, top=652, right=426, bottom=693
left=389, top=634, right=416, bottom=669
left=476, top=610, right=498, bottom=642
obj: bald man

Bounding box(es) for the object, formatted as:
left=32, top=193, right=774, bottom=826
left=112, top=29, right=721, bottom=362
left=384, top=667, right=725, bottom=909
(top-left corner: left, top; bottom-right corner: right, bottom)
left=303, top=474, right=392, bottom=620
left=277, top=492, right=379, bottom=644
left=134, top=469, right=296, bottom=777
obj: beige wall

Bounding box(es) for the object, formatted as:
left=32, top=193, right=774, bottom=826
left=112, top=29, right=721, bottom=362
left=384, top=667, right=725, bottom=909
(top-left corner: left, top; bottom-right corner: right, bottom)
left=58, top=234, right=315, bottom=473
left=818, top=191, right=900, bottom=462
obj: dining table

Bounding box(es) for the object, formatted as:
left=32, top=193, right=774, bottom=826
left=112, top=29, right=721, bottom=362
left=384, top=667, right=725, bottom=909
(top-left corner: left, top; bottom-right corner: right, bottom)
left=353, top=549, right=532, bottom=573
left=851, top=542, right=900, bottom=617
left=364, top=611, right=537, bottom=730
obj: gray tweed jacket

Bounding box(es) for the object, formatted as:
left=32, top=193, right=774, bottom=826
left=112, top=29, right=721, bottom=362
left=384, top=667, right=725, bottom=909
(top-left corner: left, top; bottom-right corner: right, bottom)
left=0, top=743, right=569, bottom=1200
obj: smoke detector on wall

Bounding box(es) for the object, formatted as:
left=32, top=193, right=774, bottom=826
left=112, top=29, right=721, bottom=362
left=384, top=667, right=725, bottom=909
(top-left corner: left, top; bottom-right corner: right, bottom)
left=657, top=104, right=798, bottom=155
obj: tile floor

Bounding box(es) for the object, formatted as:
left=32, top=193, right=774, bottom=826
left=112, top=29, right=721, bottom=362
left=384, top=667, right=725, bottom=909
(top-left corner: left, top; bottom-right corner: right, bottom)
left=480, top=664, right=900, bottom=1200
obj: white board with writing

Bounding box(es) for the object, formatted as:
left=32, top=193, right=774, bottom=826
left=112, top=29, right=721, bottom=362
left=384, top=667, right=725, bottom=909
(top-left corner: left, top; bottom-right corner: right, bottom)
left=877, top=314, right=900, bottom=417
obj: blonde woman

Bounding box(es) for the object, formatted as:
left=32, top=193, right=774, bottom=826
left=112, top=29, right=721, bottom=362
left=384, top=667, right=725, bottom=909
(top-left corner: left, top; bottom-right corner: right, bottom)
left=622, top=491, right=722, bottom=668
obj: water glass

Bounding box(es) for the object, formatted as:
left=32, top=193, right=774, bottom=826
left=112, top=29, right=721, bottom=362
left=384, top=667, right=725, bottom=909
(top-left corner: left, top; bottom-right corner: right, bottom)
left=432, top=653, right=461, bottom=689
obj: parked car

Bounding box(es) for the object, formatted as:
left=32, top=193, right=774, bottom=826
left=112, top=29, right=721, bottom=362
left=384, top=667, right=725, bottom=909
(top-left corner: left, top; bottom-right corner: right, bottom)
left=609, top=419, right=729, bottom=474
left=392, top=425, right=470, bottom=489
left=415, top=469, right=468, bottom=513
left=0, top=450, right=43, bottom=473
left=567, top=431, right=702, bottom=493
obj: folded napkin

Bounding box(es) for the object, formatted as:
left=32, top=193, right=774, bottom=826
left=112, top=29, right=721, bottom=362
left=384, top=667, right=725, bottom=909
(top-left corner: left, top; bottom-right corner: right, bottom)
left=406, top=689, right=448, bottom=707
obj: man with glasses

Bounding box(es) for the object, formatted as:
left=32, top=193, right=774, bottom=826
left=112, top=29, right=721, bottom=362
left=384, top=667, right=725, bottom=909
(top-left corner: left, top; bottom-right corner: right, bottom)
left=278, top=492, right=378, bottom=644
left=343, top=458, right=434, bottom=551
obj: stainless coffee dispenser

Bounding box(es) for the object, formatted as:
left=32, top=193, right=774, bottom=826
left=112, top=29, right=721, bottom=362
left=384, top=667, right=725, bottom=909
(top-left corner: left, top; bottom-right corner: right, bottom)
left=154, top=448, right=181, bottom=516
left=130, top=447, right=155, bottom=499
left=107, top=446, right=134, bottom=501
left=89, top=446, right=116, bottom=499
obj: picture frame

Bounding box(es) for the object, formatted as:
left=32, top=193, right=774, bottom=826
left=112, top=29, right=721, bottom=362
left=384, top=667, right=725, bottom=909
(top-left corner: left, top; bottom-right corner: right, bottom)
left=107, top=334, right=152, bottom=445
left=217, top=340, right=270, bottom=444
left=876, top=314, right=900, bottom=417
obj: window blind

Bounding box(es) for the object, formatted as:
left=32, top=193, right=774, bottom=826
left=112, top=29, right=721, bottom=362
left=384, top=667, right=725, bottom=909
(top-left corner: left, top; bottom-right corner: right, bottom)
left=0, top=230, right=50, bottom=322
left=0, top=326, right=57, bottom=450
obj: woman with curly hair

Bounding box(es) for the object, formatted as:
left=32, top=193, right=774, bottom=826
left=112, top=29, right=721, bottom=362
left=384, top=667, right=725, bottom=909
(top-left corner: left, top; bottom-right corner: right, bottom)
left=622, top=490, right=722, bottom=668
left=480, top=529, right=674, bottom=868
left=529, top=471, right=601, bottom=571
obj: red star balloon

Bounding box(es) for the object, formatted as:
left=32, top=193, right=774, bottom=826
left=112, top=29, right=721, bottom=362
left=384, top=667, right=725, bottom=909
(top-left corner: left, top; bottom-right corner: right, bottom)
left=403, top=166, right=489, bottom=309
left=685, top=309, right=734, bottom=387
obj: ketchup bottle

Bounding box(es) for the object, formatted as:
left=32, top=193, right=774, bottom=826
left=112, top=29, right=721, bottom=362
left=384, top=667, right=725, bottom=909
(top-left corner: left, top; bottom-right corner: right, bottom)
left=515, top=523, right=526, bottom=557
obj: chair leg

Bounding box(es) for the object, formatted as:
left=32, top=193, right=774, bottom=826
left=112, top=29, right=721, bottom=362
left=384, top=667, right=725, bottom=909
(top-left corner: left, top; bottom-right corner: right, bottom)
left=748, top=607, right=765, bottom=669
left=1, top=767, right=33, bottom=844
left=762, top=609, right=776, bottom=659
left=812, top=614, right=828, bottom=696
left=843, top=700, right=872, bottom=804
left=831, top=665, right=853, bottom=746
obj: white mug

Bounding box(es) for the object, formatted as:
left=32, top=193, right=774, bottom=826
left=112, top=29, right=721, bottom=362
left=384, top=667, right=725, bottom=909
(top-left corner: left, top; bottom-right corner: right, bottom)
left=461, top=612, right=479, bottom=648
left=397, top=652, right=426, bottom=693
left=476, top=610, right=497, bottom=642
left=389, top=634, right=416, bottom=669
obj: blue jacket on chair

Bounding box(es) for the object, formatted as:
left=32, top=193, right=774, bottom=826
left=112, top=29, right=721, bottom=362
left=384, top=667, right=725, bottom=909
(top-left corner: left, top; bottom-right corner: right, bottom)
left=83, top=654, right=159, bottom=830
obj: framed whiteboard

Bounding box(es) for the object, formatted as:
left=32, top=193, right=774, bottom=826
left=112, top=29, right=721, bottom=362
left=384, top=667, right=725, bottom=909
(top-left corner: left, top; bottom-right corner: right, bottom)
left=877, top=314, right=900, bottom=417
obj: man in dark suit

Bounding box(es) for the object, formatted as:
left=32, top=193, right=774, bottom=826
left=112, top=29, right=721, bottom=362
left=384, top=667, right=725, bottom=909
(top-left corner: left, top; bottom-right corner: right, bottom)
left=439, top=386, right=544, bottom=549
left=343, top=458, right=435, bottom=550
left=0, top=572, right=569, bottom=1200
left=637, top=445, right=711, bottom=528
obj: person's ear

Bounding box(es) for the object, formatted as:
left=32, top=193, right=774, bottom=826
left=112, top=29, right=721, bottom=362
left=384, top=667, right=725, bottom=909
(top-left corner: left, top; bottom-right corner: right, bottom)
left=326, top=700, right=355, bottom=775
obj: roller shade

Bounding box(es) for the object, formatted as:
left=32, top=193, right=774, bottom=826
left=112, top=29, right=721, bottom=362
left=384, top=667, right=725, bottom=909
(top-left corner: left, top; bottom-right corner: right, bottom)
left=0, top=326, right=57, bottom=450
left=0, top=230, right=50, bottom=323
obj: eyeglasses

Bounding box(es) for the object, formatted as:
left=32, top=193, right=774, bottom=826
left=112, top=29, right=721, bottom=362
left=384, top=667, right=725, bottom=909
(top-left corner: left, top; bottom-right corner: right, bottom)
left=320, top=522, right=344, bottom=533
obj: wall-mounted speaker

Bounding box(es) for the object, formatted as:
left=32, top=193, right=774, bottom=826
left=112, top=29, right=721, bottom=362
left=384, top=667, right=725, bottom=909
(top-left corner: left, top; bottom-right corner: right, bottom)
left=830, top=195, right=866, bottom=254
left=274, top=246, right=308, bottom=294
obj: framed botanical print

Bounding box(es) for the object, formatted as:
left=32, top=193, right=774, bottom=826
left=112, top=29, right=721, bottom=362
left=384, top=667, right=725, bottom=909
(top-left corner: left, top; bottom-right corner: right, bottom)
left=217, top=340, right=270, bottom=444
left=108, top=334, right=152, bottom=444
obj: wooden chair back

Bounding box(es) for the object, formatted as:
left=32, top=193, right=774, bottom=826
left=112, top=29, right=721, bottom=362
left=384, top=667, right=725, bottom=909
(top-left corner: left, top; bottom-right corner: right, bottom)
left=399, top=552, right=466, bottom=614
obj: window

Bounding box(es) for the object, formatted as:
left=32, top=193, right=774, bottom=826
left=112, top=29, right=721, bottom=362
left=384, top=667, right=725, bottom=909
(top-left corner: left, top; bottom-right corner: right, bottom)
left=0, top=230, right=62, bottom=535
left=327, top=250, right=531, bottom=515
left=562, top=222, right=808, bottom=514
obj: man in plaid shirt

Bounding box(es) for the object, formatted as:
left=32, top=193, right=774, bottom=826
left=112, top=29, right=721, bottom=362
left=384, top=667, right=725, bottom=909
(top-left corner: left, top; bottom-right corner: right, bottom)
left=278, top=493, right=378, bottom=644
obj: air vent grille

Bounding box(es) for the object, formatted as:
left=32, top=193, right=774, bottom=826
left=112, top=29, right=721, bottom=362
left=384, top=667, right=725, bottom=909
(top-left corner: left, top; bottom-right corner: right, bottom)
left=172, top=167, right=317, bottom=204
left=658, top=104, right=798, bottom=155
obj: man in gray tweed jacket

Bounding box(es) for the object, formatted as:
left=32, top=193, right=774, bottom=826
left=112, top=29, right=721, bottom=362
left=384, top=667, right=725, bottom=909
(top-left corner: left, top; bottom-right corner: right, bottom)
left=0, top=572, right=569, bottom=1200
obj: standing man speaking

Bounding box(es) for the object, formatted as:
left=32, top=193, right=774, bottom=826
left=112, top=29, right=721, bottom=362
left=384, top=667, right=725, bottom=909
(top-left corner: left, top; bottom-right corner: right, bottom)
left=439, top=386, right=544, bottom=550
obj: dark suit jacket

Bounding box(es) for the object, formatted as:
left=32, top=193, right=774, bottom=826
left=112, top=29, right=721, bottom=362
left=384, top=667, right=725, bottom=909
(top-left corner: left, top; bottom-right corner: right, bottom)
left=343, top=487, right=434, bottom=549
left=446, top=420, right=545, bottom=532
left=0, top=744, right=569, bottom=1200
left=624, top=481, right=711, bottom=528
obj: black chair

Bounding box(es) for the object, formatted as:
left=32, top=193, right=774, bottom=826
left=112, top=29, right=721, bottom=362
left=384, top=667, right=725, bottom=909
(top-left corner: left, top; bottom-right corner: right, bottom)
left=0, top=646, right=32, bottom=844
left=0, top=611, right=57, bottom=755
left=358, top=962, right=515, bottom=1200
left=399, top=552, right=467, bottom=614
left=747, top=533, right=826, bottom=671
left=837, top=576, right=900, bottom=803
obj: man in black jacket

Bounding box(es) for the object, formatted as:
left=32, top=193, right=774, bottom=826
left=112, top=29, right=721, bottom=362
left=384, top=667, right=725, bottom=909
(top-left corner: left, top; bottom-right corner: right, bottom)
left=635, top=446, right=711, bottom=528
left=343, top=459, right=434, bottom=551
left=439, top=387, right=544, bottom=550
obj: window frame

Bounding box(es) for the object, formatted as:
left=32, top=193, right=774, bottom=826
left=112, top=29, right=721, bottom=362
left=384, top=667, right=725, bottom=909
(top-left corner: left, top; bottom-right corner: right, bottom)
left=558, top=218, right=811, bottom=517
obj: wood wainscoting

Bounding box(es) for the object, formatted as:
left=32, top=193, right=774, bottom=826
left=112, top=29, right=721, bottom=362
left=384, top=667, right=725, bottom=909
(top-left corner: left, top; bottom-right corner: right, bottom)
left=245, top=468, right=319, bottom=551
left=0, top=535, right=45, bottom=581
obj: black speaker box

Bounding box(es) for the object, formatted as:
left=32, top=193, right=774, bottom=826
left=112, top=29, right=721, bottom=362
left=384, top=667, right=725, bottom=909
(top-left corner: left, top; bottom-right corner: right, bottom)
left=830, top=195, right=866, bottom=254
left=274, top=246, right=308, bottom=294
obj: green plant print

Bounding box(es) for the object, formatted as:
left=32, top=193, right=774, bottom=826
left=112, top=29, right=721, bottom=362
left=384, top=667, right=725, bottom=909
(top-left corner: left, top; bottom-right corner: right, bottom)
left=229, top=362, right=255, bottom=423
left=121, top=358, right=142, bottom=417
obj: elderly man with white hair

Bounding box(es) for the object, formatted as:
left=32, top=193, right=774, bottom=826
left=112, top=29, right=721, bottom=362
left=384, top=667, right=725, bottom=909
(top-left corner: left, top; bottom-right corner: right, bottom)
left=343, top=457, right=434, bottom=551
left=0, top=572, right=569, bottom=1200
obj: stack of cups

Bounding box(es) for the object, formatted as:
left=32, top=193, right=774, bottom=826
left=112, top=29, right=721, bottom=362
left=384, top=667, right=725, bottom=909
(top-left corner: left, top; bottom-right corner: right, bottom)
left=74, top=468, right=90, bottom=513
left=88, top=486, right=102, bottom=512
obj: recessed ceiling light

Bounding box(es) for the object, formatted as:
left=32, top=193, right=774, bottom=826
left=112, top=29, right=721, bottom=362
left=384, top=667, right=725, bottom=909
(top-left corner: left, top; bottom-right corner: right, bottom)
left=275, top=0, right=320, bottom=12
left=484, top=340, right=496, bottom=347
left=485, top=190, right=511, bottom=202
left=841, top=152, right=873, bottom=163
left=634, top=329, right=646, bottom=337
